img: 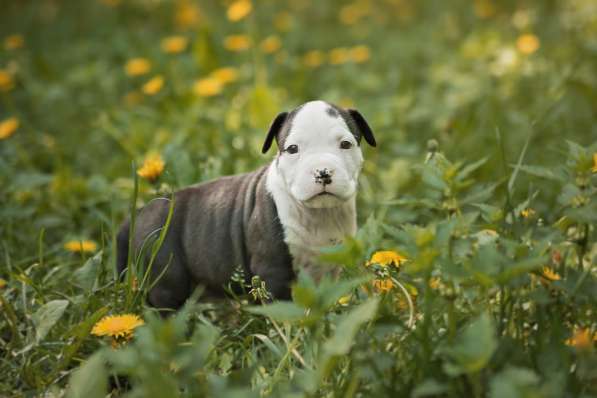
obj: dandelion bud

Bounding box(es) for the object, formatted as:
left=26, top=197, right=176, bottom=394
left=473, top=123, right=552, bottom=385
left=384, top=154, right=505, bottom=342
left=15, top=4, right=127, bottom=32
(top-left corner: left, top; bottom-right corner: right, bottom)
left=427, top=139, right=439, bottom=153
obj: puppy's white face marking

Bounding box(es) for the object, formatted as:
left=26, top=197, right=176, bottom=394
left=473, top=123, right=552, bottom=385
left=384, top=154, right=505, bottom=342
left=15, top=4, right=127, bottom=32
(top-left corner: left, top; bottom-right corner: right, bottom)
left=265, top=100, right=370, bottom=279
left=276, top=101, right=364, bottom=209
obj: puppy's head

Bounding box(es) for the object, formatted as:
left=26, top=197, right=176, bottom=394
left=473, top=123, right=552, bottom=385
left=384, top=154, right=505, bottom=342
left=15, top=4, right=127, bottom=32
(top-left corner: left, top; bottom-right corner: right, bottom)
left=262, top=100, right=376, bottom=209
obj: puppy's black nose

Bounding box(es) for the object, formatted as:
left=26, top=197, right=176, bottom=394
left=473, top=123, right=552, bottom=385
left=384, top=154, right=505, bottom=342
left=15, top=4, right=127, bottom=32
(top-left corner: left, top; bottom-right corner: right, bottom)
left=314, top=168, right=333, bottom=186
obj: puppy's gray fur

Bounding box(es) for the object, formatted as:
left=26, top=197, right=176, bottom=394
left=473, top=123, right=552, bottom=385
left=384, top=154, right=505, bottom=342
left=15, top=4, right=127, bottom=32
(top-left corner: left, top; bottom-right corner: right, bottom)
left=117, top=101, right=375, bottom=309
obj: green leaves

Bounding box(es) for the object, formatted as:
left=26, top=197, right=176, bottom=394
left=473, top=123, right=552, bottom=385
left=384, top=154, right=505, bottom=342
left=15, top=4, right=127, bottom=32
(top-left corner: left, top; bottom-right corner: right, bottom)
left=489, top=366, right=539, bottom=398
left=466, top=240, right=547, bottom=287
left=2, top=0, right=596, bottom=394
left=324, top=298, right=379, bottom=356
left=412, top=379, right=449, bottom=398
left=417, top=153, right=494, bottom=216
left=66, top=353, right=107, bottom=398
left=67, top=304, right=228, bottom=398
left=317, top=298, right=380, bottom=383
left=317, top=276, right=372, bottom=310
left=456, top=157, right=489, bottom=181
left=318, top=236, right=365, bottom=270
left=495, top=256, right=547, bottom=284
left=515, top=164, right=567, bottom=182
left=245, top=302, right=306, bottom=323
left=72, top=251, right=102, bottom=290
left=32, top=299, right=69, bottom=343
left=247, top=274, right=371, bottom=324
left=53, top=306, right=109, bottom=379
left=442, top=313, right=497, bottom=376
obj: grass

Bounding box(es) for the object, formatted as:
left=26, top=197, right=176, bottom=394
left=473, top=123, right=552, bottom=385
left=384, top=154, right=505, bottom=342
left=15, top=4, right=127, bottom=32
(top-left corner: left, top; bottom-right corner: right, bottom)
left=1, top=0, right=596, bottom=396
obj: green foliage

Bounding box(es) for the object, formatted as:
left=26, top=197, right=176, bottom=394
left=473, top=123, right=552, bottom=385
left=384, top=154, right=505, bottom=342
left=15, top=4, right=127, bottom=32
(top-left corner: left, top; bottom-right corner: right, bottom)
left=32, top=300, right=70, bottom=343
left=323, top=298, right=379, bottom=357
left=247, top=301, right=306, bottom=323
left=442, top=313, right=497, bottom=376
left=67, top=353, right=108, bottom=398
left=489, top=366, right=540, bottom=398
left=1, top=0, right=597, bottom=396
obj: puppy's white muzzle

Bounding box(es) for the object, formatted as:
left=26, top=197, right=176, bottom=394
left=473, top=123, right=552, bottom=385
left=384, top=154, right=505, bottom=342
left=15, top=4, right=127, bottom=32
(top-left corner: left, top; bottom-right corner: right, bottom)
left=289, top=153, right=356, bottom=207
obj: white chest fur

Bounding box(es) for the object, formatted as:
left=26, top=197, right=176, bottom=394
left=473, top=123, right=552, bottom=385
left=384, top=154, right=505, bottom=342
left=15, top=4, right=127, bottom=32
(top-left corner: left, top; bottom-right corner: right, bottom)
left=266, top=164, right=357, bottom=279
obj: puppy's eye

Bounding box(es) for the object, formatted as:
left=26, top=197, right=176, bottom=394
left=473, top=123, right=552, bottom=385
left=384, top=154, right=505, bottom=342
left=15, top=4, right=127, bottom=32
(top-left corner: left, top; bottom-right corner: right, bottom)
left=340, top=140, right=353, bottom=149
left=286, top=144, right=299, bottom=154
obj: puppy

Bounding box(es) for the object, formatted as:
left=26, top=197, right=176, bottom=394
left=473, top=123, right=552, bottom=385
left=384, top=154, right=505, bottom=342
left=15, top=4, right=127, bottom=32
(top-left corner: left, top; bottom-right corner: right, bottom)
left=116, top=100, right=376, bottom=308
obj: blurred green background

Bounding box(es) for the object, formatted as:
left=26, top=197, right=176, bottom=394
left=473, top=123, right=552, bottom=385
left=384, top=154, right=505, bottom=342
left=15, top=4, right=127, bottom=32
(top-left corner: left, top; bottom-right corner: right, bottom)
left=1, top=0, right=595, bottom=257
left=1, top=1, right=597, bottom=396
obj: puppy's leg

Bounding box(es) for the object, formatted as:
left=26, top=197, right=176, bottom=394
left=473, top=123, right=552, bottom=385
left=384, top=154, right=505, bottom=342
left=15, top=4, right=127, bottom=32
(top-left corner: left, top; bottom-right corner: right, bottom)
left=116, top=219, right=131, bottom=280
left=146, top=248, right=191, bottom=310
left=133, top=199, right=192, bottom=310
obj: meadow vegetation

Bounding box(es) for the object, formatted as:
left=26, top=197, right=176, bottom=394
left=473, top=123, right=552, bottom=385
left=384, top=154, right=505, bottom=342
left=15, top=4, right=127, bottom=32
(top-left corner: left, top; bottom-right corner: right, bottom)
left=1, top=0, right=596, bottom=396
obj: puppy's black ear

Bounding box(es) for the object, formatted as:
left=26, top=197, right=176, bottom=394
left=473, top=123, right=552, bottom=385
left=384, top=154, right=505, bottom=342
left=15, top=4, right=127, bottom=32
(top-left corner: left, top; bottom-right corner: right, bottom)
left=348, top=109, right=376, bottom=147
left=262, top=112, right=289, bottom=154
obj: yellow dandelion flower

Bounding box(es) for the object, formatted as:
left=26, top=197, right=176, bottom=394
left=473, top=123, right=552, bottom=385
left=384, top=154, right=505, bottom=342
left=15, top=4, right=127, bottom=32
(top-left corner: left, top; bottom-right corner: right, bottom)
left=0, top=117, right=19, bottom=140
left=4, top=34, right=24, bottom=50
left=161, top=35, right=188, bottom=54
left=210, top=67, right=238, bottom=85
left=227, top=0, right=252, bottom=22
left=338, top=294, right=351, bottom=305
left=516, top=34, right=540, bottom=55
left=274, top=11, right=292, bottom=32
left=565, top=328, right=594, bottom=350
left=339, top=6, right=358, bottom=25
left=303, top=50, right=325, bottom=68
left=373, top=278, right=394, bottom=293
left=329, top=47, right=350, bottom=65
left=541, top=267, right=561, bottom=282
left=473, top=0, right=496, bottom=19
left=175, top=0, right=201, bottom=29
left=224, top=35, right=251, bottom=51
left=0, top=278, right=7, bottom=289
left=0, top=69, right=15, bottom=92
left=366, top=250, right=407, bottom=268
left=125, top=58, right=151, bottom=77
left=260, top=35, right=282, bottom=54
left=520, top=208, right=536, bottom=218
left=339, top=4, right=367, bottom=25
left=591, top=153, right=597, bottom=173
left=137, top=152, right=165, bottom=182
left=64, top=240, right=98, bottom=253
left=350, top=45, right=370, bottom=63
left=193, top=77, right=223, bottom=97
left=91, top=314, right=144, bottom=339
left=142, top=75, right=164, bottom=95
